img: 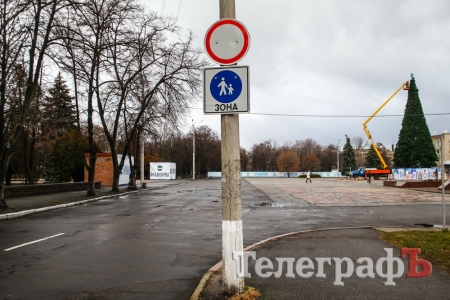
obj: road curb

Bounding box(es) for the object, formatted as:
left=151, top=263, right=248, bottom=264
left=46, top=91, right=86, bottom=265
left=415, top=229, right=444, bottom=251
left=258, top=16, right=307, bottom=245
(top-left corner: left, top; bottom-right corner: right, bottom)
left=0, top=182, right=185, bottom=221
left=189, top=271, right=214, bottom=300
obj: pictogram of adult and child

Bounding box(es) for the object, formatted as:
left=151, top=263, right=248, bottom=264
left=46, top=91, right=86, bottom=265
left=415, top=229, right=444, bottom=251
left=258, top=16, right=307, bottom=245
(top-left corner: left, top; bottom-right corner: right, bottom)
left=218, top=77, right=234, bottom=96
left=210, top=70, right=242, bottom=103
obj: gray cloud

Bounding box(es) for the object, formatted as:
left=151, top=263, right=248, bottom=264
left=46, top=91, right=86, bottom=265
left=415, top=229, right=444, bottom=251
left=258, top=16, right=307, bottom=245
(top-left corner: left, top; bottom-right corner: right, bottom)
left=145, top=0, right=450, bottom=149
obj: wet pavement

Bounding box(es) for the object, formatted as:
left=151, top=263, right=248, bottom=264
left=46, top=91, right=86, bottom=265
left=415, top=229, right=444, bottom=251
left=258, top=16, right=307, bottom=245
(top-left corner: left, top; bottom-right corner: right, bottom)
left=0, top=178, right=449, bottom=299
left=199, top=228, right=450, bottom=300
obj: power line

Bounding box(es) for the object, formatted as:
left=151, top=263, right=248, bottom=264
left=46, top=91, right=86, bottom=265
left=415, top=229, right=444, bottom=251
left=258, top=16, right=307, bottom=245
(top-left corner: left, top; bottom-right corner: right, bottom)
left=176, top=0, right=183, bottom=21
left=243, top=112, right=450, bottom=118
left=187, top=107, right=450, bottom=118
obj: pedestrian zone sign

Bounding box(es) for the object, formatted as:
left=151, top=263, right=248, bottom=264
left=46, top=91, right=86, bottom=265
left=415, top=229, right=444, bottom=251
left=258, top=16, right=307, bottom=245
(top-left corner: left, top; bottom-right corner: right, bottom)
left=203, top=66, right=249, bottom=114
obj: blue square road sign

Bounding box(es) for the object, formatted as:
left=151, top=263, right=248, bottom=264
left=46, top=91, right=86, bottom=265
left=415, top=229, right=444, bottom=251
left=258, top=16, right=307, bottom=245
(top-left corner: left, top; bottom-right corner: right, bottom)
left=203, top=66, right=249, bottom=114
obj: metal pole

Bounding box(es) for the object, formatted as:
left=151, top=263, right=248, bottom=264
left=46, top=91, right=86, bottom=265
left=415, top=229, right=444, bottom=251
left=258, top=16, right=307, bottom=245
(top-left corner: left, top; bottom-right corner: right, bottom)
left=220, top=0, right=244, bottom=295
left=441, top=134, right=446, bottom=229
left=337, top=139, right=340, bottom=173
left=140, top=140, right=144, bottom=187
left=192, top=120, right=195, bottom=180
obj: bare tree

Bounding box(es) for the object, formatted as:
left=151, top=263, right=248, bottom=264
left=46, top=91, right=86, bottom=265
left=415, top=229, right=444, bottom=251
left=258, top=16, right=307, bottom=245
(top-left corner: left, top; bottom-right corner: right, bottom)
left=250, top=140, right=278, bottom=171
left=351, top=136, right=369, bottom=168
left=292, top=139, right=322, bottom=171
left=52, top=0, right=141, bottom=195
left=351, top=136, right=368, bottom=150
left=302, top=153, right=321, bottom=172
left=0, top=0, right=66, bottom=208
left=97, top=10, right=206, bottom=191
left=321, top=144, right=338, bottom=172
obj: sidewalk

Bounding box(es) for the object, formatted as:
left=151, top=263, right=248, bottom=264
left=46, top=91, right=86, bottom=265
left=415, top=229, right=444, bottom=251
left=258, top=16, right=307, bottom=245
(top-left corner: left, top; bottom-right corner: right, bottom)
left=0, top=179, right=187, bottom=218
left=196, top=227, right=450, bottom=300
left=245, top=178, right=449, bottom=207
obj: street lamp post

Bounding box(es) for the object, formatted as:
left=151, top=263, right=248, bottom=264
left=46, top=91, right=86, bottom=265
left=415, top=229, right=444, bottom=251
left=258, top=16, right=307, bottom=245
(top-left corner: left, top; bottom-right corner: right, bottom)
left=337, top=139, right=340, bottom=173
left=140, top=140, right=144, bottom=187
left=441, top=133, right=446, bottom=229
left=192, top=122, right=195, bottom=180
left=192, top=120, right=203, bottom=180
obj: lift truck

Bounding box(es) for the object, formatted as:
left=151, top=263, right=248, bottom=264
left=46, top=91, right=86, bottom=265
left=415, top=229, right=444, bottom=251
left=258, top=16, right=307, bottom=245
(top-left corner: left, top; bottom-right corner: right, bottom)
left=355, top=81, right=410, bottom=179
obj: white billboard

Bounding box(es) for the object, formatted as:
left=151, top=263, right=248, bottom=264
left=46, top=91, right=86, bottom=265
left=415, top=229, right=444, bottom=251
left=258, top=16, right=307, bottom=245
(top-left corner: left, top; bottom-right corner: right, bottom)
left=118, top=154, right=134, bottom=186
left=150, top=162, right=176, bottom=180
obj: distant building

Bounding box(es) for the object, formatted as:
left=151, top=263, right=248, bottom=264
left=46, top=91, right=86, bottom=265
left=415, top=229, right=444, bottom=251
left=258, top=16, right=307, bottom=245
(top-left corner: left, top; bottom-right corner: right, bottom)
left=431, top=130, right=450, bottom=174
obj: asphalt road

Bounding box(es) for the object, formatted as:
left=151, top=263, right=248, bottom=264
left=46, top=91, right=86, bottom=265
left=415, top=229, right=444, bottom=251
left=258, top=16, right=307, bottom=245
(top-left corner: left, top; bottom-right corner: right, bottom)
left=0, top=178, right=447, bottom=299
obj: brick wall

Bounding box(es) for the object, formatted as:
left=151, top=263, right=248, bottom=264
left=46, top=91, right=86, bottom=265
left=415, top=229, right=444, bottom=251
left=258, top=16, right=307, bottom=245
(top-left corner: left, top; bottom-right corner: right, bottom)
left=84, top=153, right=114, bottom=186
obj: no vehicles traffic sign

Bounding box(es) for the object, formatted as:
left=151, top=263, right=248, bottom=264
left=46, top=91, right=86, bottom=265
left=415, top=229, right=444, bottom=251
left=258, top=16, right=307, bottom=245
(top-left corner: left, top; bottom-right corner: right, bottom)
left=204, top=19, right=250, bottom=65
left=203, top=66, right=249, bottom=114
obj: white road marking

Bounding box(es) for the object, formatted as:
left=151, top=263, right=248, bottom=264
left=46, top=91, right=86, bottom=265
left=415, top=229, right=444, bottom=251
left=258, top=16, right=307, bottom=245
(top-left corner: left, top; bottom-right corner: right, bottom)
left=4, top=233, right=65, bottom=252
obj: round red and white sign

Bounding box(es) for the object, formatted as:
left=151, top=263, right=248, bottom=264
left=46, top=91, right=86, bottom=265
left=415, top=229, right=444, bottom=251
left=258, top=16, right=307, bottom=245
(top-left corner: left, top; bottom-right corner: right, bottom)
left=204, top=19, right=250, bottom=65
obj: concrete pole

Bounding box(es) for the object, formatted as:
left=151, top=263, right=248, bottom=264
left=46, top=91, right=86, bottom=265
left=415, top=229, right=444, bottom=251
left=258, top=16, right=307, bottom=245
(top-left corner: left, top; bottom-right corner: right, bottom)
left=441, top=134, right=446, bottom=229
left=192, top=121, right=195, bottom=180
left=220, top=0, right=244, bottom=295
left=140, top=140, right=144, bottom=186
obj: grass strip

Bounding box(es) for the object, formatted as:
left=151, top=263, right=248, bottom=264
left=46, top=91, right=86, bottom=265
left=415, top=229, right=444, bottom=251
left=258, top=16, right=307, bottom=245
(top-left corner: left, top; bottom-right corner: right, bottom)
left=380, top=230, right=450, bottom=272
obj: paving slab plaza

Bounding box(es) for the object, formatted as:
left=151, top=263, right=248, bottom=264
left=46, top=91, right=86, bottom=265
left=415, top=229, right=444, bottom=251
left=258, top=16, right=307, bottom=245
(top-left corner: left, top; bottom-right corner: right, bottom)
left=245, top=178, right=448, bottom=207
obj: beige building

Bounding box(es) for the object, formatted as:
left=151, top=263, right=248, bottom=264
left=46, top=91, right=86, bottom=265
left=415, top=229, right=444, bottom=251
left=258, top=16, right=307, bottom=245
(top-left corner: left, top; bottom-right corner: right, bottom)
left=431, top=130, right=450, bottom=174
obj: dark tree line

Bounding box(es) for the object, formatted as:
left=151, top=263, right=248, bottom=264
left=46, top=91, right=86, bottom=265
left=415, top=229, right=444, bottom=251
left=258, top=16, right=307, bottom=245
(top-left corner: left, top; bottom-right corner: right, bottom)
left=248, top=138, right=337, bottom=172
left=145, top=125, right=222, bottom=178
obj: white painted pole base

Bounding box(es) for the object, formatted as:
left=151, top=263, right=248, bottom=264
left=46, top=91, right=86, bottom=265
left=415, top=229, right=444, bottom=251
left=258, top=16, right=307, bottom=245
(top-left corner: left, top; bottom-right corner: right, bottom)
left=222, top=220, right=244, bottom=294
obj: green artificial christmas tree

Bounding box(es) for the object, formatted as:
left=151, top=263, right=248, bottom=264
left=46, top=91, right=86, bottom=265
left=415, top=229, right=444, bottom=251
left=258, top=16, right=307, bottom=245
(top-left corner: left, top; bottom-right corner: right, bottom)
left=393, top=76, right=438, bottom=168
left=341, top=134, right=356, bottom=174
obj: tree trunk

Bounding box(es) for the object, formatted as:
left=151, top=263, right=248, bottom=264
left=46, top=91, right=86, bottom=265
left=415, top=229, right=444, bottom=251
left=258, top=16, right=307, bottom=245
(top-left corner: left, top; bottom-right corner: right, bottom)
left=127, top=154, right=137, bottom=190
left=0, top=185, right=7, bottom=209
left=6, top=166, right=13, bottom=186
left=111, top=167, right=120, bottom=192
left=110, top=148, right=120, bottom=192
left=86, top=154, right=96, bottom=196
left=22, top=127, right=36, bottom=185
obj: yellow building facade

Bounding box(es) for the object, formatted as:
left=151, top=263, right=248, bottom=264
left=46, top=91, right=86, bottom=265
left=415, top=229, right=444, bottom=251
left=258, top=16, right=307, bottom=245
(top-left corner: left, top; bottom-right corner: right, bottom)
left=431, top=130, right=450, bottom=174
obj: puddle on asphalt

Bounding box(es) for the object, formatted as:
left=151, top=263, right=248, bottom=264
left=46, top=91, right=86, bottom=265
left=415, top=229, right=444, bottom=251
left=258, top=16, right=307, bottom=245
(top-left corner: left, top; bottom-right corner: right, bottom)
left=260, top=202, right=290, bottom=207
left=150, top=192, right=169, bottom=196
left=177, top=190, right=196, bottom=193
left=415, top=223, right=434, bottom=227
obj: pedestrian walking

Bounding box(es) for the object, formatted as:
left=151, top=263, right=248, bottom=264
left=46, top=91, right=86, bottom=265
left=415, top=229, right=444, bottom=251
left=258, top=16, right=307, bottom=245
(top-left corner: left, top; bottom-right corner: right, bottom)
left=306, top=171, right=312, bottom=183
left=367, top=171, right=371, bottom=184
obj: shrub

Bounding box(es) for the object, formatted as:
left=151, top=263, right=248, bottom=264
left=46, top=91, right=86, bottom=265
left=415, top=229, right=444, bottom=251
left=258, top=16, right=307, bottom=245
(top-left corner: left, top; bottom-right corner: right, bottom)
left=298, top=174, right=322, bottom=178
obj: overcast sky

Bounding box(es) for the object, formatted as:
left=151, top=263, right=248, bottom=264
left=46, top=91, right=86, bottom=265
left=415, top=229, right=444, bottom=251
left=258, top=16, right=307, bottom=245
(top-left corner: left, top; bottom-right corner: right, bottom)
left=142, top=0, right=449, bottom=150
